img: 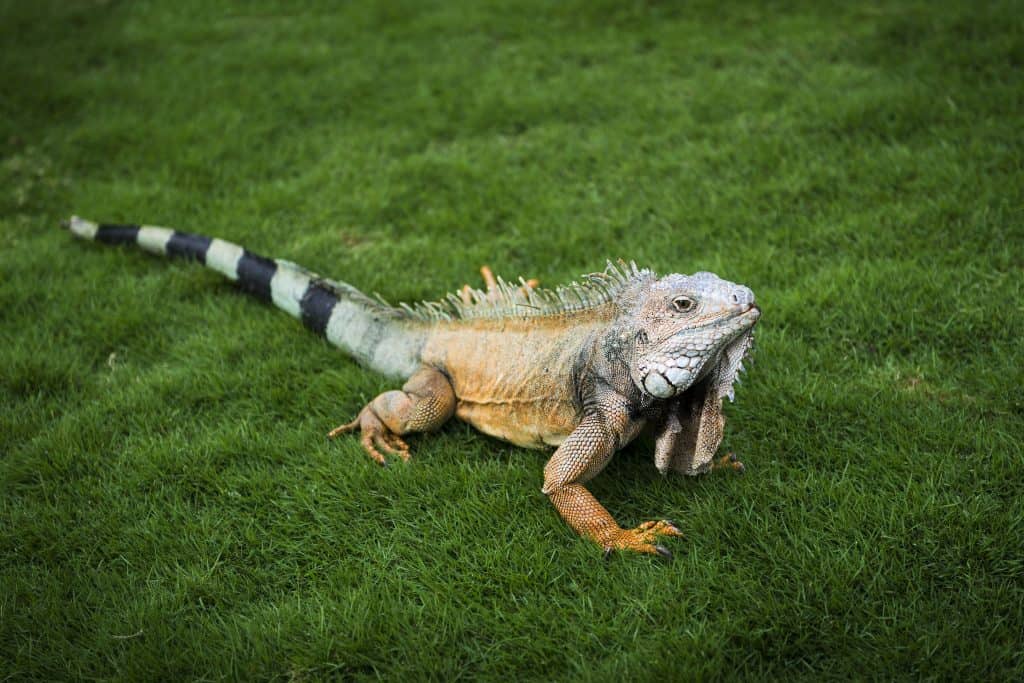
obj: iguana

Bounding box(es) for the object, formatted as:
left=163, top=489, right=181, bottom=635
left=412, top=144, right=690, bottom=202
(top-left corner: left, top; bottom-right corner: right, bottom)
left=65, top=216, right=760, bottom=558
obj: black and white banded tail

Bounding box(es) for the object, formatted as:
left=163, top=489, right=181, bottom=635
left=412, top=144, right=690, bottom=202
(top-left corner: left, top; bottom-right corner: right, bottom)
left=66, top=216, right=423, bottom=379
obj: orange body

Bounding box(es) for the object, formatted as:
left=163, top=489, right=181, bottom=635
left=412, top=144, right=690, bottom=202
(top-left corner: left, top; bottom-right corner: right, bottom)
left=420, top=308, right=614, bottom=449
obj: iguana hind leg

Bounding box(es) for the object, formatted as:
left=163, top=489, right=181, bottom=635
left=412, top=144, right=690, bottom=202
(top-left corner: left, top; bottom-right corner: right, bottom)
left=329, top=366, right=456, bottom=466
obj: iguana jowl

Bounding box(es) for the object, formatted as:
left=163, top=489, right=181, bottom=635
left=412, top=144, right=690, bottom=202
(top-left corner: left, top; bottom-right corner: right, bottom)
left=67, top=216, right=760, bottom=557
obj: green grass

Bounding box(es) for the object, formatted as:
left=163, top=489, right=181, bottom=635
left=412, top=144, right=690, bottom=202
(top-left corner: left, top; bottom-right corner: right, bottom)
left=2, top=0, right=1022, bottom=679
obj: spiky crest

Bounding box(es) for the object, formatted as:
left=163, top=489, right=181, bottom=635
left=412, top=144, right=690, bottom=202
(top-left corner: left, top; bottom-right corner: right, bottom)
left=380, top=260, right=655, bottom=323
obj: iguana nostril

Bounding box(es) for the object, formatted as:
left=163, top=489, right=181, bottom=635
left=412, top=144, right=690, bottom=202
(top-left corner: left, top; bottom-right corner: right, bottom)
left=730, top=287, right=754, bottom=307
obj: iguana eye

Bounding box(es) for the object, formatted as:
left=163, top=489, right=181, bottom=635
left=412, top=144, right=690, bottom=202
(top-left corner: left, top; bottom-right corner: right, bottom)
left=672, top=296, right=695, bottom=313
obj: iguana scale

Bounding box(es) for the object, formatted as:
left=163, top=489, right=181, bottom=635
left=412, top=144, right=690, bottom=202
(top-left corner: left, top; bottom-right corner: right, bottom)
left=66, top=216, right=761, bottom=557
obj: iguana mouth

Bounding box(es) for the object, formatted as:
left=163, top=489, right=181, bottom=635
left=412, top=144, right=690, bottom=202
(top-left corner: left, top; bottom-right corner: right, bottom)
left=639, top=306, right=759, bottom=399
left=701, top=303, right=759, bottom=330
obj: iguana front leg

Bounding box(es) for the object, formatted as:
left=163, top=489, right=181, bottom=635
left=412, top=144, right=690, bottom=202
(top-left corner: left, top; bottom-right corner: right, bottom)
left=542, top=410, right=683, bottom=557
left=329, top=366, right=456, bottom=465
left=654, top=369, right=746, bottom=476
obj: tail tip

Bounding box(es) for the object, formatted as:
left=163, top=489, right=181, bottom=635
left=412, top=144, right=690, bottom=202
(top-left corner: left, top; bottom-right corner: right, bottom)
left=66, top=215, right=98, bottom=240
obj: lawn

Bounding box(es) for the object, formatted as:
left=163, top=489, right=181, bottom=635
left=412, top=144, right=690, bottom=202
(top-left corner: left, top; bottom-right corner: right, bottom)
left=1, top=0, right=1022, bottom=679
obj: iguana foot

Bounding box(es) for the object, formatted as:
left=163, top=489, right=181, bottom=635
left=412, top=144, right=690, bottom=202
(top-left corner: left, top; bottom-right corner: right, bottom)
left=328, top=407, right=410, bottom=466
left=460, top=265, right=539, bottom=304
left=602, top=520, right=684, bottom=559
left=711, top=451, right=745, bottom=474
left=328, top=367, right=456, bottom=466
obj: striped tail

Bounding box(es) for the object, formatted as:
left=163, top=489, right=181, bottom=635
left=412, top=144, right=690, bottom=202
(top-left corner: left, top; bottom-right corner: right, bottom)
left=66, top=216, right=424, bottom=379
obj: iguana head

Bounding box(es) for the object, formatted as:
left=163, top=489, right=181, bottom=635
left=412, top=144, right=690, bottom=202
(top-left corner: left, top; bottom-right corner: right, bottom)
left=629, top=271, right=760, bottom=400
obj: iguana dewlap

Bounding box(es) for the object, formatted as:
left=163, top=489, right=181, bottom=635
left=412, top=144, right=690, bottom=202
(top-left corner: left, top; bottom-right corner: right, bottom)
left=67, top=216, right=760, bottom=557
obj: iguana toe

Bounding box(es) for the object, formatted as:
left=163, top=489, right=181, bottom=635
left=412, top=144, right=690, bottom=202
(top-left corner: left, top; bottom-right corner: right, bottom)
left=370, top=433, right=408, bottom=461
left=329, top=407, right=411, bottom=466
left=603, top=519, right=683, bottom=557
left=359, top=430, right=389, bottom=466
left=375, top=432, right=411, bottom=461
left=385, top=432, right=410, bottom=454
left=326, top=416, right=359, bottom=440
left=712, top=451, right=745, bottom=474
